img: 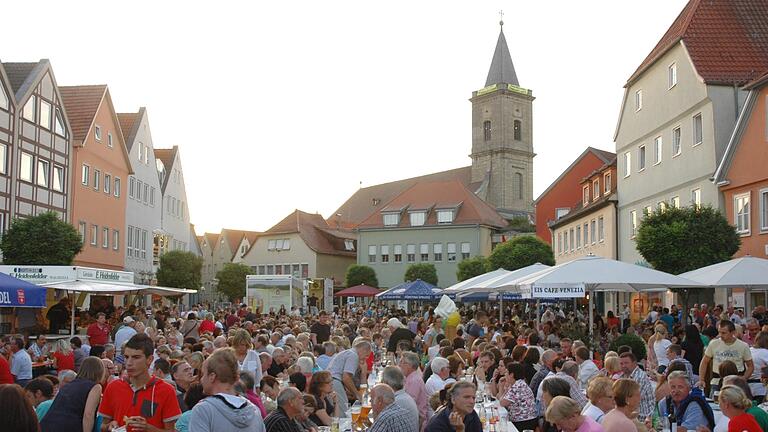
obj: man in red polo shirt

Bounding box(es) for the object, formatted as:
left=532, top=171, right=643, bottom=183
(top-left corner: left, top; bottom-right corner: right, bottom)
left=99, top=333, right=181, bottom=431
left=87, top=312, right=111, bottom=347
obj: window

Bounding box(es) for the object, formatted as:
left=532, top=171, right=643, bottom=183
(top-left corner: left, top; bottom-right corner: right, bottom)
left=461, top=242, right=471, bottom=260
left=630, top=210, right=637, bottom=238
left=143, top=184, right=149, bottom=204
left=0, top=144, right=6, bottom=174
left=658, top=201, right=668, bottom=213
left=583, top=185, right=589, bottom=204
left=638, top=145, right=646, bottom=171
left=52, top=166, right=64, bottom=192
left=141, top=230, right=147, bottom=258
left=301, top=264, right=309, bottom=278
left=90, top=224, right=98, bottom=246
left=54, top=109, right=65, bottom=136
left=513, top=120, right=521, bottom=141
left=590, top=220, right=596, bottom=244
left=668, top=63, right=677, bottom=88
left=150, top=187, right=155, bottom=206
left=557, top=233, right=563, bottom=254
left=102, top=227, right=109, bottom=248
left=569, top=228, right=575, bottom=251
left=20, top=152, right=33, bottom=182
left=394, top=245, right=403, bottom=263
left=36, top=159, right=49, bottom=187
left=138, top=144, right=144, bottom=162
left=129, top=177, right=135, bottom=198
left=0, top=85, right=7, bottom=109
left=381, top=245, right=390, bottom=263
left=761, top=189, right=768, bottom=232
left=94, top=125, right=102, bottom=141
left=409, top=211, right=426, bottom=226
left=483, top=120, right=491, bottom=141
left=563, top=229, right=569, bottom=252
left=735, top=193, right=751, bottom=235
left=383, top=213, right=399, bottom=226
left=368, top=245, right=377, bottom=263
left=82, top=164, right=90, bottom=186
left=693, top=113, right=703, bottom=146
left=267, top=239, right=276, bottom=250
left=576, top=226, right=582, bottom=248
left=583, top=223, right=589, bottom=246
left=672, top=127, right=681, bottom=156
left=282, top=239, right=290, bottom=250
left=39, top=99, right=51, bottom=129
left=598, top=217, right=605, bottom=242
left=137, top=181, right=144, bottom=202
left=107, top=132, right=113, bottom=147
left=433, top=243, right=443, bottom=261
left=671, top=196, right=680, bottom=208
left=604, top=172, right=611, bottom=193
left=79, top=222, right=87, bottom=241
left=635, top=90, right=642, bottom=111
left=23, top=96, right=36, bottom=122
left=691, top=188, right=701, bottom=208
left=406, top=244, right=416, bottom=262
left=653, top=136, right=662, bottom=164
left=555, top=208, right=570, bottom=220
left=447, top=243, right=457, bottom=262
left=114, top=177, right=121, bottom=197
left=127, top=226, right=134, bottom=257
left=420, top=244, right=429, bottom=261
left=93, top=169, right=100, bottom=190
left=593, top=179, right=600, bottom=200
left=624, top=152, right=631, bottom=177
left=113, top=230, right=119, bottom=250
left=344, top=239, right=355, bottom=251
left=274, top=239, right=284, bottom=250
left=437, top=210, right=454, bottom=224
left=104, top=174, right=111, bottom=194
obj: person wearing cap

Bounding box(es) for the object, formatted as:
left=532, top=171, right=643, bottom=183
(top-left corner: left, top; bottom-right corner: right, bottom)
left=387, top=317, right=415, bottom=353
left=114, top=316, right=138, bottom=358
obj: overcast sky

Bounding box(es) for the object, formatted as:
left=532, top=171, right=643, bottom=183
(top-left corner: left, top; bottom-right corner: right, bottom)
left=4, top=0, right=688, bottom=234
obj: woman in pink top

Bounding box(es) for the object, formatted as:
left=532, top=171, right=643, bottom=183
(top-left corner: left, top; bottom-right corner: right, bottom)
left=601, top=379, right=640, bottom=432
left=546, top=396, right=605, bottom=432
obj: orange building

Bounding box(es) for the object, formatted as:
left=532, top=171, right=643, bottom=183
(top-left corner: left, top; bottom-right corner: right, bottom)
left=60, top=85, right=132, bottom=270
left=715, top=72, right=768, bottom=259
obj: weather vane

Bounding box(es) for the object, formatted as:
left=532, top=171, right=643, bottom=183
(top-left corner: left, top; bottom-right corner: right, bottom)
left=499, top=10, right=504, bottom=26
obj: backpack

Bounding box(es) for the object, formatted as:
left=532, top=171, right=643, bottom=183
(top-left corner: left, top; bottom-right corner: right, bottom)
left=664, top=393, right=715, bottom=430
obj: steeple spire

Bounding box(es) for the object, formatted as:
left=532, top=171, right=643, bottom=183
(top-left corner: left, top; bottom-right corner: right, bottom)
left=484, top=15, right=519, bottom=87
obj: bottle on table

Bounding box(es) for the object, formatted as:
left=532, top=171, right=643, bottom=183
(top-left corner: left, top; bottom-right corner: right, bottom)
left=667, top=399, right=676, bottom=432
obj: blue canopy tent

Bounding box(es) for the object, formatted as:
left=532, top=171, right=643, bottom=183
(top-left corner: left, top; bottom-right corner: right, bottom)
left=0, top=272, right=47, bottom=307
left=376, top=279, right=449, bottom=301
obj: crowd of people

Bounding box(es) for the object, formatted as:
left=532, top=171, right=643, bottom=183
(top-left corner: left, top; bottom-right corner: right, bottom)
left=2, top=299, right=768, bottom=432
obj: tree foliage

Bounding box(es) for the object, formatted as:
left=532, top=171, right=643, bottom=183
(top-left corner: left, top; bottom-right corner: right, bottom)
left=635, top=205, right=740, bottom=274
left=345, top=264, right=378, bottom=288
left=608, top=333, right=647, bottom=360
left=215, top=263, right=255, bottom=301
left=507, top=216, right=536, bottom=233
left=487, top=235, right=555, bottom=271
left=0, top=212, right=82, bottom=265
left=456, top=256, right=488, bottom=282
left=156, top=250, right=203, bottom=291
left=404, top=263, right=438, bottom=285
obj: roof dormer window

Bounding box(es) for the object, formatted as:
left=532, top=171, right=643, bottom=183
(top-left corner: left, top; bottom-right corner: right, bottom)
left=383, top=213, right=400, bottom=227
left=409, top=211, right=426, bottom=227
left=344, top=239, right=355, bottom=251
left=436, top=210, right=454, bottom=224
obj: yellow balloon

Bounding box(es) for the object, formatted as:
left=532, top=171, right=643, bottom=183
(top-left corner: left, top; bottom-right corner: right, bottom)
left=445, top=311, right=461, bottom=327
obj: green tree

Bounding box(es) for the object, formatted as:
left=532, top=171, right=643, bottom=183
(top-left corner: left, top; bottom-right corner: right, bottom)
left=0, top=212, right=82, bottom=264
left=456, top=256, right=488, bottom=282
left=345, top=264, right=378, bottom=287
left=156, top=250, right=203, bottom=291
left=216, top=263, right=255, bottom=301
left=636, top=205, right=740, bottom=311
left=507, top=216, right=536, bottom=233
left=404, top=263, right=438, bottom=285
left=487, top=235, right=555, bottom=271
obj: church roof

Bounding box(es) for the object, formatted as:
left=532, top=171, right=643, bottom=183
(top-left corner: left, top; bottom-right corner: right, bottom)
left=485, top=25, right=519, bottom=87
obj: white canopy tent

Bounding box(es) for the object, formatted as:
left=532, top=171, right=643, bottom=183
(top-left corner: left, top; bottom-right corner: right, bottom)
left=443, top=268, right=511, bottom=293
left=494, top=256, right=705, bottom=338
left=679, top=256, right=768, bottom=310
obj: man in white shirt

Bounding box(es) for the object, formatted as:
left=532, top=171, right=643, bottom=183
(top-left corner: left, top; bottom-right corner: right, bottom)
left=10, top=337, right=33, bottom=386
left=575, top=346, right=600, bottom=389
left=425, top=357, right=453, bottom=396
left=113, top=316, right=138, bottom=359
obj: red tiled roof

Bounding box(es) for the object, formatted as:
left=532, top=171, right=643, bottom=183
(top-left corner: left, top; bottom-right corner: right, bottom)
left=328, top=166, right=472, bottom=229
left=266, top=210, right=355, bottom=257
left=202, top=232, right=220, bottom=250
left=117, top=112, right=138, bottom=142
left=628, top=0, right=768, bottom=86
left=357, top=180, right=508, bottom=229
left=219, top=229, right=262, bottom=260
left=58, top=85, right=107, bottom=143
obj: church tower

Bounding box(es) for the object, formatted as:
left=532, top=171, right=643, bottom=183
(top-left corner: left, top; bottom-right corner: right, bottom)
left=470, top=19, right=535, bottom=218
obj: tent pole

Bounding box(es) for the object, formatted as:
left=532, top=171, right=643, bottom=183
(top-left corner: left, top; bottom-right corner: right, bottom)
left=588, top=290, right=594, bottom=357
left=499, top=294, right=503, bottom=324
left=70, top=291, right=76, bottom=337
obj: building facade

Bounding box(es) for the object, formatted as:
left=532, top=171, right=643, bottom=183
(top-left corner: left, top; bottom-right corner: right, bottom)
left=244, top=210, right=356, bottom=285
left=356, top=180, right=508, bottom=288
left=60, top=85, right=132, bottom=270
left=614, top=0, right=768, bottom=265
left=118, top=108, right=162, bottom=283
left=2, top=60, right=72, bottom=228
left=155, top=146, right=192, bottom=255
left=534, top=147, right=615, bottom=244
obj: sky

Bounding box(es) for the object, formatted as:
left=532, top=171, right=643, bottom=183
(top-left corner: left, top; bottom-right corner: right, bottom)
left=4, top=0, right=689, bottom=234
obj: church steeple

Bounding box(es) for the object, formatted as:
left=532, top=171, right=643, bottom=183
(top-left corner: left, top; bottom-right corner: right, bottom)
left=484, top=20, right=519, bottom=87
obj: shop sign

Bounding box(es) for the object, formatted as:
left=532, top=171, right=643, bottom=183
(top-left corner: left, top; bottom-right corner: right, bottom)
left=0, top=266, right=74, bottom=285
left=521, top=283, right=586, bottom=299
left=76, top=267, right=133, bottom=283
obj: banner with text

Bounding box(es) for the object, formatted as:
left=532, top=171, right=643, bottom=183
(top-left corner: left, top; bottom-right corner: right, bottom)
left=521, top=283, right=586, bottom=299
